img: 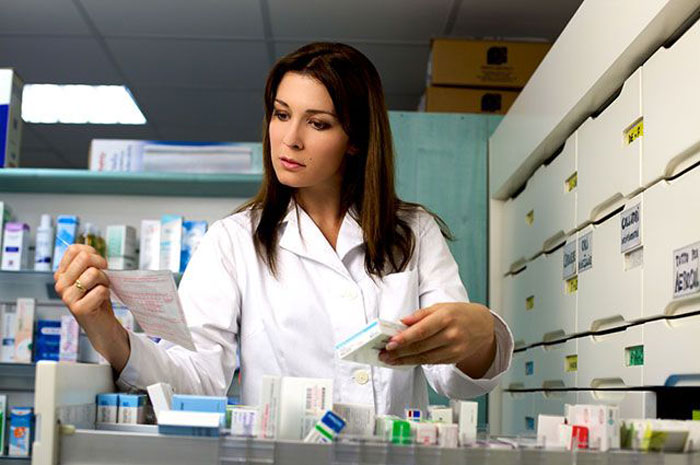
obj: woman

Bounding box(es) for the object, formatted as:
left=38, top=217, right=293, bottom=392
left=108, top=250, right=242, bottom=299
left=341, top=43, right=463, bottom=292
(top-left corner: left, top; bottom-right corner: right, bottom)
left=54, top=42, right=513, bottom=415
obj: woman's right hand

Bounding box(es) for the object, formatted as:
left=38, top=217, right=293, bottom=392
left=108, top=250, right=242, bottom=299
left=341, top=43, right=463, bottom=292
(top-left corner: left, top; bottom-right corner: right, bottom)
left=54, top=244, right=130, bottom=372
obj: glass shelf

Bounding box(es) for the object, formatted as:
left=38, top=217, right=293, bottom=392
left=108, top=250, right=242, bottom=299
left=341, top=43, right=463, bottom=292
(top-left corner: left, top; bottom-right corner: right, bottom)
left=0, top=168, right=262, bottom=198
left=0, top=362, right=35, bottom=391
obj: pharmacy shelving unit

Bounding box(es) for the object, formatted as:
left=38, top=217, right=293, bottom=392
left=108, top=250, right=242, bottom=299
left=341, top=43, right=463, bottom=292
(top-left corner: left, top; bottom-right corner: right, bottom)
left=28, top=362, right=700, bottom=465
left=489, top=0, right=700, bottom=435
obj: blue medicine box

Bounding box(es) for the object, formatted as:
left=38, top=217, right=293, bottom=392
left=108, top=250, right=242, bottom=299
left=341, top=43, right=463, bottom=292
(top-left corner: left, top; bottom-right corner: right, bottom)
left=119, top=394, right=146, bottom=408
left=34, top=320, right=61, bottom=361
left=96, top=393, right=119, bottom=407
left=171, top=395, right=227, bottom=414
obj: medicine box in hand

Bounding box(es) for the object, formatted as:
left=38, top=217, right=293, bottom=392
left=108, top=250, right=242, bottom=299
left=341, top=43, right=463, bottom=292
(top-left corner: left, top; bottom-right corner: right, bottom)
left=335, top=319, right=411, bottom=369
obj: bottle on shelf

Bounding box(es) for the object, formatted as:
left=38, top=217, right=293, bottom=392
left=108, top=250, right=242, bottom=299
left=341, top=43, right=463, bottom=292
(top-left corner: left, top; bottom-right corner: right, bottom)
left=79, top=223, right=106, bottom=257
left=34, top=214, right=55, bottom=272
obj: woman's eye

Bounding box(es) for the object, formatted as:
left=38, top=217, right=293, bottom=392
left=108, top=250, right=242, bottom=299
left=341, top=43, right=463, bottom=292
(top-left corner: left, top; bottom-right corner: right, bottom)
left=309, top=120, right=329, bottom=130
left=273, top=110, right=289, bottom=121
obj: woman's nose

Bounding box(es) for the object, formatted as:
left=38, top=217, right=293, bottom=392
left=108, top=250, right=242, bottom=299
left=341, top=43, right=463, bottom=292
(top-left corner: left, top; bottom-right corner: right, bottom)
left=282, top=121, right=303, bottom=150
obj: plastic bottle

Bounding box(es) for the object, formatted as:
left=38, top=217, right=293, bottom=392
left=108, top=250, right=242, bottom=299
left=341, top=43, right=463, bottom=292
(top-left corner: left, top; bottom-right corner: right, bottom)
left=34, top=214, right=54, bottom=271
left=80, top=223, right=106, bottom=257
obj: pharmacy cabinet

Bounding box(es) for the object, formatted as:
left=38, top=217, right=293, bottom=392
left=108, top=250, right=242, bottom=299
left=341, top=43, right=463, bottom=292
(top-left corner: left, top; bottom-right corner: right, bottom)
left=643, top=315, right=700, bottom=387
left=502, top=350, right=528, bottom=390
left=577, top=68, right=643, bottom=227
left=536, top=339, right=579, bottom=390
left=577, top=324, right=644, bottom=389
left=501, top=265, right=539, bottom=348
left=642, top=17, right=700, bottom=187
left=500, top=179, right=540, bottom=274
left=576, top=194, right=644, bottom=332
left=576, top=390, right=656, bottom=421
left=530, top=244, right=577, bottom=341
left=643, top=164, right=700, bottom=319
left=535, top=133, right=578, bottom=252
left=501, top=391, right=535, bottom=436
left=534, top=391, right=577, bottom=422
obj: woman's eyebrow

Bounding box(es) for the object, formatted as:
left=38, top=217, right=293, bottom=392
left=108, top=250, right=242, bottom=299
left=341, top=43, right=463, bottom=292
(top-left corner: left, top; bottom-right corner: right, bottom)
left=274, top=99, right=337, bottom=118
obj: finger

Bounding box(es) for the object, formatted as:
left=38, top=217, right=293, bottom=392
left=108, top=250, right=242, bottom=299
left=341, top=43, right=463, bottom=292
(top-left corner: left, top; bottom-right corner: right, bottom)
left=400, top=306, right=438, bottom=326
left=383, top=344, right=465, bottom=366
left=61, top=267, right=110, bottom=306
left=383, top=329, right=450, bottom=359
left=55, top=250, right=107, bottom=294
left=57, top=244, right=96, bottom=274
left=72, top=284, right=112, bottom=318
left=388, top=311, right=444, bottom=349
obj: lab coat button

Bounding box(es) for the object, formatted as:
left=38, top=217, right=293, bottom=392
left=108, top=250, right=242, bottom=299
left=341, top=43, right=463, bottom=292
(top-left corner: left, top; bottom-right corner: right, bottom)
left=353, top=369, right=370, bottom=385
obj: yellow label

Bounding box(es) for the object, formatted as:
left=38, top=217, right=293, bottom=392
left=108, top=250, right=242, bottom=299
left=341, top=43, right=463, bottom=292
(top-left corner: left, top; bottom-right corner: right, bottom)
left=566, top=276, right=578, bottom=294
left=525, top=296, right=535, bottom=311
left=565, top=355, right=578, bottom=372
left=624, top=118, right=644, bottom=145
left=565, top=172, right=578, bottom=192
left=526, top=210, right=534, bottom=226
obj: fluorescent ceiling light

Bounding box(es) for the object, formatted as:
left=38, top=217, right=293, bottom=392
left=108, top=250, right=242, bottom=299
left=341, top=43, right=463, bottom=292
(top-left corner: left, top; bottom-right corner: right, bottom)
left=22, top=84, right=146, bottom=124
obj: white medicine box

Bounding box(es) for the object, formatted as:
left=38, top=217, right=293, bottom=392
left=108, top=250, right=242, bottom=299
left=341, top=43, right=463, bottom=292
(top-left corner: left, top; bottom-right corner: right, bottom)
left=643, top=163, right=700, bottom=319
left=576, top=195, right=644, bottom=333
left=577, top=67, right=643, bottom=227
left=577, top=324, right=644, bottom=389
left=642, top=17, right=700, bottom=187
left=0, top=69, right=23, bottom=168
left=643, top=315, right=700, bottom=387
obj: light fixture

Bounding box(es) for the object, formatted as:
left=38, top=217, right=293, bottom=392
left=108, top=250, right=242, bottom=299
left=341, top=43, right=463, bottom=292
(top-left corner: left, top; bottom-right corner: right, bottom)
left=21, top=84, right=146, bottom=125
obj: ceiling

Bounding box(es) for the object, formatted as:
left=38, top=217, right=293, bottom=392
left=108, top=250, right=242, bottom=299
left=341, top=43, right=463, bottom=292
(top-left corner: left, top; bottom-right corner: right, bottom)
left=0, top=0, right=583, bottom=169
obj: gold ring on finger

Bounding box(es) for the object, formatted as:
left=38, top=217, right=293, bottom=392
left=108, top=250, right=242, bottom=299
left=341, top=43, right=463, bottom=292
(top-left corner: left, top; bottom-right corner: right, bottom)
left=74, top=279, right=86, bottom=292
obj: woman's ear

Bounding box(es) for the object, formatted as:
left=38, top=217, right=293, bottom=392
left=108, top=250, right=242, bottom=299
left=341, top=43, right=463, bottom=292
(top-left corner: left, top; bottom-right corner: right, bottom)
left=347, top=144, right=359, bottom=156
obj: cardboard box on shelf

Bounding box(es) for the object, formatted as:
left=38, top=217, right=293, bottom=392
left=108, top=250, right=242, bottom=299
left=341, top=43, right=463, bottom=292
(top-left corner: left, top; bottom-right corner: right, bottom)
left=0, top=69, right=23, bottom=168
left=423, top=86, right=519, bottom=114
left=428, top=39, right=550, bottom=88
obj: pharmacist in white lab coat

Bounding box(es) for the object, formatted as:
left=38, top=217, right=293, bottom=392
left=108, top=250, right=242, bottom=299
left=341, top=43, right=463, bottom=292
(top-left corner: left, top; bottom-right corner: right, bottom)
left=54, top=42, right=513, bottom=416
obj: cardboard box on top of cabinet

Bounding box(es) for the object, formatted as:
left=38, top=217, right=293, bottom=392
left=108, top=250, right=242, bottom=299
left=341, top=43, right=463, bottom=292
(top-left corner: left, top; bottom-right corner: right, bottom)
left=429, top=39, right=550, bottom=88
left=424, top=86, right=519, bottom=114
left=0, top=69, right=24, bottom=168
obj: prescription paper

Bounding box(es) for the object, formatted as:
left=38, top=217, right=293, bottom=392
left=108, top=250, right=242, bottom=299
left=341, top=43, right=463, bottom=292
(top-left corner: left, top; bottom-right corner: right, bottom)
left=105, top=270, right=196, bottom=351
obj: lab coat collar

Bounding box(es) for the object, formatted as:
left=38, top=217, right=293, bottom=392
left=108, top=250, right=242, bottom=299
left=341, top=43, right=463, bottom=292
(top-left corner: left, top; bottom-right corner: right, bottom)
left=279, top=201, right=364, bottom=277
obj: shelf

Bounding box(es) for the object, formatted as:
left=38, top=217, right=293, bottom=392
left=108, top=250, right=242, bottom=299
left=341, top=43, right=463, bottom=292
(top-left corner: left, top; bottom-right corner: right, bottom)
left=0, top=362, right=35, bottom=391
left=0, top=456, right=31, bottom=463
left=0, top=168, right=262, bottom=198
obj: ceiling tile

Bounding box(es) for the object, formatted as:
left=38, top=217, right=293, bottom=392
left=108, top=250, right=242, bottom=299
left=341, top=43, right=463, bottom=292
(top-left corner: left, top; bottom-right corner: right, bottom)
left=80, top=0, right=265, bottom=39
left=275, top=41, right=429, bottom=95
left=451, top=0, right=583, bottom=41
left=268, top=0, right=452, bottom=41
left=133, top=87, right=264, bottom=127
left=0, top=37, right=122, bottom=84
left=107, top=39, right=270, bottom=89
left=0, top=0, right=91, bottom=36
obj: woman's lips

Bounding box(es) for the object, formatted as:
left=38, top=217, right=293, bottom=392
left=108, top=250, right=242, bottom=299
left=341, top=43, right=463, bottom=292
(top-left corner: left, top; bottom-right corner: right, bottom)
left=280, top=157, right=305, bottom=170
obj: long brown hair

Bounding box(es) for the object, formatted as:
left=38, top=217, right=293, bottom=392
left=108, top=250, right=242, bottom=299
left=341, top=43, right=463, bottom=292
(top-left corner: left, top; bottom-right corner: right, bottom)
left=239, top=42, right=451, bottom=277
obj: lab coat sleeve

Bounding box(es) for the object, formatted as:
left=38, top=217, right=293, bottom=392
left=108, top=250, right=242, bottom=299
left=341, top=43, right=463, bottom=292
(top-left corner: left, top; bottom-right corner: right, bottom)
left=116, top=220, right=241, bottom=396
left=416, top=212, right=514, bottom=400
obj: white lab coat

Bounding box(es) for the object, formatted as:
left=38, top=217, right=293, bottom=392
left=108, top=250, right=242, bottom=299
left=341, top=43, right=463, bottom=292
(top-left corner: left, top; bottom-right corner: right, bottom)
left=117, top=204, right=513, bottom=416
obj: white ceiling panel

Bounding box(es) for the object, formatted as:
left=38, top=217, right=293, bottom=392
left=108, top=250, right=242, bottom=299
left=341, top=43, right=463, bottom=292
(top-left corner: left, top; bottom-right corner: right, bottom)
left=107, top=39, right=270, bottom=89
left=0, top=37, right=122, bottom=84
left=274, top=41, right=429, bottom=96
left=268, top=0, right=452, bottom=41
left=0, top=0, right=91, bottom=36
left=80, top=0, right=265, bottom=39
left=133, top=88, right=264, bottom=127
left=452, top=0, right=583, bottom=40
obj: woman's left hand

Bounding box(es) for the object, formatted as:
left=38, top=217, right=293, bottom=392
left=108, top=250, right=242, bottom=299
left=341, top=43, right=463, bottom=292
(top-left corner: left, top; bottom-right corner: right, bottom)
left=379, top=302, right=497, bottom=378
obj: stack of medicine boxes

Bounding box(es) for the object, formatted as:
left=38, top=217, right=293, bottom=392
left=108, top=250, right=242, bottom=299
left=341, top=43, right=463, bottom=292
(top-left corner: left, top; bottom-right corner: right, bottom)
left=496, top=9, right=700, bottom=435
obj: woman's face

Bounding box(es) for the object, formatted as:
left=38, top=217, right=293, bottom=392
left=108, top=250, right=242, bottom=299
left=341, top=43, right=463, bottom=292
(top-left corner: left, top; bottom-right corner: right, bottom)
left=269, top=72, right=350, bottom=192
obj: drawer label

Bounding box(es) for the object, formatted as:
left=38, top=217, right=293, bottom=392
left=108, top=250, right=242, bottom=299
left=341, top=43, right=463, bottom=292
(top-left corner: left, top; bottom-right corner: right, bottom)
left=565, top=172, right=578, bottom=192
left=566, top=276, right=579, bottom=294
left=578, top=232, right=593, bottom=273
left=526, top=210, right=534, bottom=226
left=525, top=361, right=534, bottom=376
left=625, top=345, right=644, bottom=367
left=526, top=295, right=535, bottom=311
left=624, top=118, right=643, bottom=145
left=620, top=203, right=642, bottom=253
left=563, top=241, right=577, bottom=279
left=565, top=355, right=578, bottom=372
left=673, top=242, right=700, bottom=299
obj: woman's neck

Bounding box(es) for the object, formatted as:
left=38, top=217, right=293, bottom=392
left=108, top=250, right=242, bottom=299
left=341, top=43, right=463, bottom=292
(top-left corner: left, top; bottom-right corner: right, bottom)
left=295, top=186, right=345, bottom=250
